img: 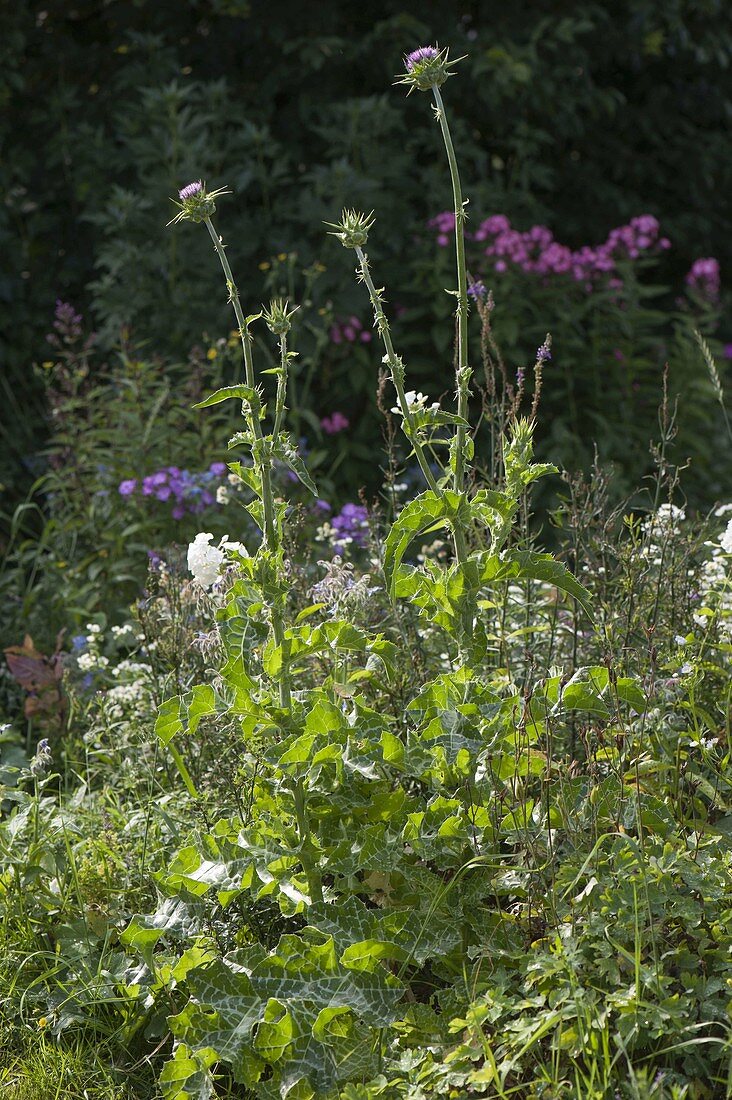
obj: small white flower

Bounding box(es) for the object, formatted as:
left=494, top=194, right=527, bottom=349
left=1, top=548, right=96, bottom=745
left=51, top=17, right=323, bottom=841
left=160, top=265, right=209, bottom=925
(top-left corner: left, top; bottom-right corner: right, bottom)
left=714, top=503, right=732, bottom=518
left=720, top=518, right=732, bottom=555
left=390, top=390, right=440, bottom=416
left=187, top=532, right=225, bottom=588
left=216, top=485, right=230, bottom=505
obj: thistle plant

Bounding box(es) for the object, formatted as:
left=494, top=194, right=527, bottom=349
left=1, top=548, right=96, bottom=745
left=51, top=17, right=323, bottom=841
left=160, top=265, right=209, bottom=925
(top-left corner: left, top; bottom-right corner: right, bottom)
left=125, top=52, right=597, bottom=1100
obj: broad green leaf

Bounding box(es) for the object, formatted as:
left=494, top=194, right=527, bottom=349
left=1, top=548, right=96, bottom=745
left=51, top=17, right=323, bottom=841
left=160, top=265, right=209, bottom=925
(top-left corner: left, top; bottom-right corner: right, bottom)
left=156, top=685, right=217, bottom=746
left=384, top=490, right=464, bottom=595
left=193, top=384, right=258, bottom=409
left=159, top=1042, right=216, bottom=1100
left=484, top=550, right=593, bottom=620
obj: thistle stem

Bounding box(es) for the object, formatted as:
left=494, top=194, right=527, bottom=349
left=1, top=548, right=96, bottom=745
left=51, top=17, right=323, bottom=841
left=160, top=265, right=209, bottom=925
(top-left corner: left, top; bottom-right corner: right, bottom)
left=293, top=778, right=323, bottom=904
left=431, top=86, right=473, bottom=653
left=354, top=245, right=441, bottom=497
left=432, top=86, right=471, bottom=496
left=204, top=216, right=290, bottom=708
left=273, top=332, right=288, bottom=439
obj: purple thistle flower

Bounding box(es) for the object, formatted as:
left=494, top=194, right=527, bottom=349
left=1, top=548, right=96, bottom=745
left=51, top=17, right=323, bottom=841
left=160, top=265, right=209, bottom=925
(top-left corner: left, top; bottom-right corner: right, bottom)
left=118, top=478, right=137, bottom=497
left=208, top=461, right=227, bottom=477
left=536, top=341, right=552, bottom=364
left=405, top=46, right=439, bottom=71
left=467, top=279, right=487, bottom=301
left=179, top=180, right=203, bottom=201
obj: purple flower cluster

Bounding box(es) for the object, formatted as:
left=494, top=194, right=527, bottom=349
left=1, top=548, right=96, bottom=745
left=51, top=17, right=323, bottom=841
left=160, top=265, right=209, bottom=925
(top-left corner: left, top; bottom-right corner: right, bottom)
left=46, top=299, right=92, bottom=351
left=330, top=315, right=372, bottom=345
left=179, top=180, right=203, bottom=201
left=429, top=212, right=671, bottom=290
left=321, top=411, right=350, bottom=434
left=118, top=462, right=227, bottom=519
left=536, top=341, right=552, bottom=364
left=685, top=257, right=721, bottom=303
left=428, top=210, right=456, bottom=248
left=405, top=46, right=439, bottom=71
left=331, top=503, right=370, bottom=551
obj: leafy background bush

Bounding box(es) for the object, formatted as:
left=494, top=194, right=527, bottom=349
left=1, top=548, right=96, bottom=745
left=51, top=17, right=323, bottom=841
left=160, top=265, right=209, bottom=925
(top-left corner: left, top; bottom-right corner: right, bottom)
left=2, top=0, right=731, bottom=510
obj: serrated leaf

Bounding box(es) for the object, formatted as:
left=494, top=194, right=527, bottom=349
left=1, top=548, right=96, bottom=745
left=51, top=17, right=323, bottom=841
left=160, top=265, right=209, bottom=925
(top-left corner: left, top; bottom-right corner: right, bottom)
left=156, top=685, right=217, bottom=746
left=193, top=385, right=258, bottom=409
left=384, top=490, right=464, bottom=596
left=486, top=550, right=593, bottom=620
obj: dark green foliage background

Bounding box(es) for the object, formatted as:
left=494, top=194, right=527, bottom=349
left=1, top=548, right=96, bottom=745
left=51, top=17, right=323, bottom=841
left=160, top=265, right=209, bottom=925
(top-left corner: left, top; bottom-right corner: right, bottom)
left=2, top=0, right=731, bottom=504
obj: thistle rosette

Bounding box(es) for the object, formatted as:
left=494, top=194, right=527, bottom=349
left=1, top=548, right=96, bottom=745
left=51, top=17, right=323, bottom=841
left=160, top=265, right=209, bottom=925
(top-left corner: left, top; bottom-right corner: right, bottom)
left=167, top=179, right=230, bottom=226
left=397, top=45, right=458, bottom=92
left=325, top=208, right=374, bottom=249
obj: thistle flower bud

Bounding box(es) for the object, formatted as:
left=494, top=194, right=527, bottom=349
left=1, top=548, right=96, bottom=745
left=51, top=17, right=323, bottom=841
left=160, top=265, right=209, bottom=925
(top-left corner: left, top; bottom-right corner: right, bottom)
left=30, top=738, right=52, bottom=779
left=168, top=180, right=231, bottom=226
left=397, top=45, right=458, bottom=92
left=325, top=209, right=375, bottom=250
left=262, top=299, right=298, bottom=336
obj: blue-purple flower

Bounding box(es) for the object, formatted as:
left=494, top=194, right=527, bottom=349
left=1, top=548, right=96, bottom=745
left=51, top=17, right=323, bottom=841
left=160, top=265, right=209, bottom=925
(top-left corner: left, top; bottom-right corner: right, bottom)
left=404, top=46, right=439, bottom=71
left=179, top=180, right=203, bottom=201
left=536, top=339, right=552, bottom=364
left=168, top=180, right=230, bottom=226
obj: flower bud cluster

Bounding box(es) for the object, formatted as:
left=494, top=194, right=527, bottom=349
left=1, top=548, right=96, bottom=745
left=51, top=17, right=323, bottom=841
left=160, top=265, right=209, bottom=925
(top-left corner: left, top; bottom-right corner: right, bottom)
left=263, top=299, right=297, bottom=336
left=168, top=180, right=230, bottom=226
left=399, top=45, right=455, bottom=92
left=326, top=209, right=374, bottom=249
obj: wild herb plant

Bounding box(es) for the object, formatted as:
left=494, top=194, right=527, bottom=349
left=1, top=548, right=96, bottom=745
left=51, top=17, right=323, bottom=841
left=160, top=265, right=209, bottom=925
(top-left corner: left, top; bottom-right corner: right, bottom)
left=116, top=47, right=653, bottom=1100
left=4, top=33, right=732, bottom=1100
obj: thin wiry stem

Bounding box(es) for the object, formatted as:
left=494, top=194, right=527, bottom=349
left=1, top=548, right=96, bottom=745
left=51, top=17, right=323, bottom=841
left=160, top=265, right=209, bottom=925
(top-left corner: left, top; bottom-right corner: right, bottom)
left=203, top=215, right=290, bottom=709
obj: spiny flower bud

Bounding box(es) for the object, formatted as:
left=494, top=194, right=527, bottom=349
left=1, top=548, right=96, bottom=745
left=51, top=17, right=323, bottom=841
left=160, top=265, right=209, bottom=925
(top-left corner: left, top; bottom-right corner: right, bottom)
left=397, top=45, right=459, bottom=93
left=262, top=299, right=298, bottom=336
left=168, top=180, right=230, bottom=226
left=325, top=209, right=375, bottom=250
left=30, top=737, right=52, bottom=779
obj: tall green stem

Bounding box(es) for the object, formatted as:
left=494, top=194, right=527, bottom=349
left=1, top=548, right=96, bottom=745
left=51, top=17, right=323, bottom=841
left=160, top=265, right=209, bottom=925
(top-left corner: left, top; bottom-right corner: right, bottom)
left=293, top=778, right=323, bottom=903
left=273, top=332, right=288, bottom=439
left=432, top=86, right=471, bottom=497
left=354, top=245, right=441, bottom=497
left=204, top=216, right=290, bottom=709
left=431, top=86, right=473, bottom=650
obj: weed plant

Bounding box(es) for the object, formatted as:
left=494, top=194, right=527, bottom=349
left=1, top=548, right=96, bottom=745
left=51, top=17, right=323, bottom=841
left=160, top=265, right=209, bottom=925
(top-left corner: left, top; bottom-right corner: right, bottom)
left=1, top=42, right=732, bottom=1100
